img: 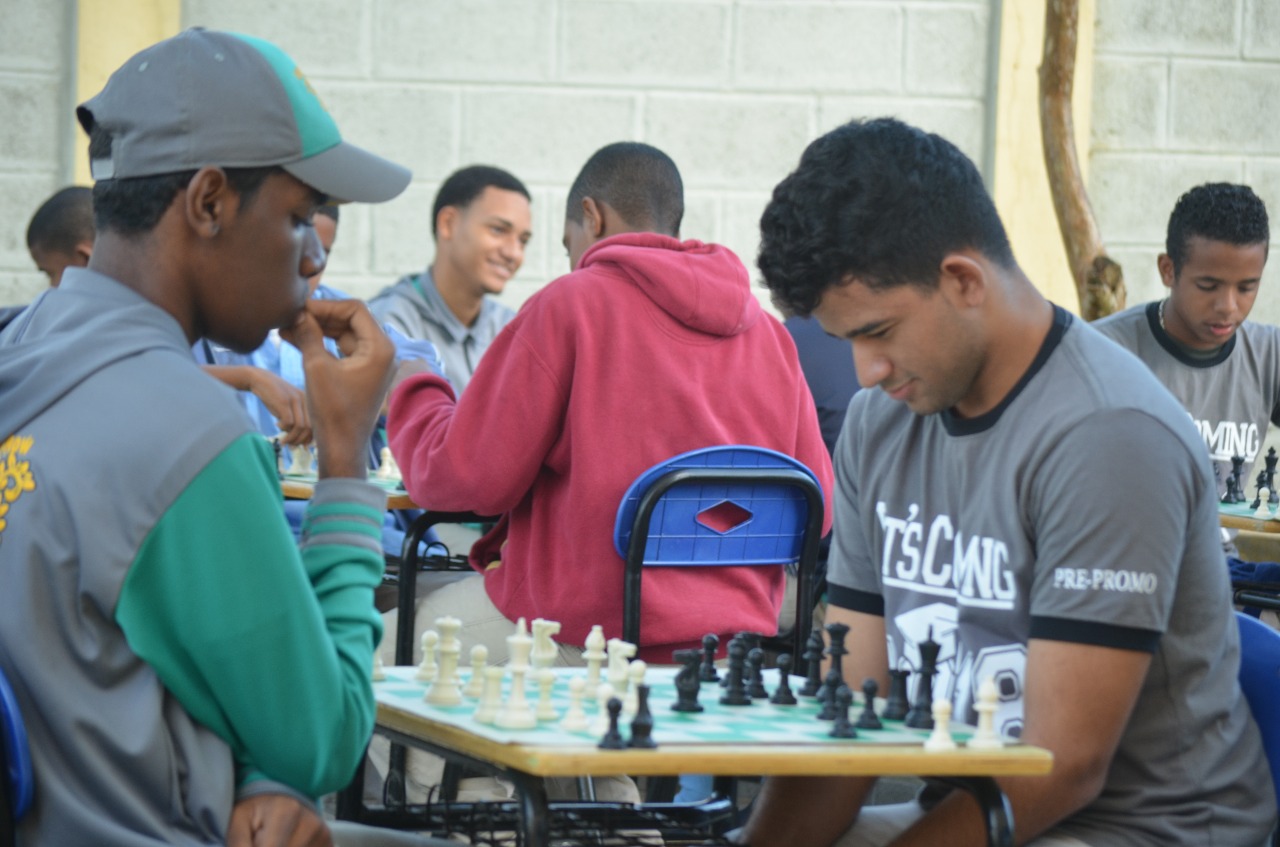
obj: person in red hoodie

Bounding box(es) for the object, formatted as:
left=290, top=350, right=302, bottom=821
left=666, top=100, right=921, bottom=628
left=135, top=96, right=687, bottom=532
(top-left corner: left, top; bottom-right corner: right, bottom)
left=385, top=142, right=834, bottom=670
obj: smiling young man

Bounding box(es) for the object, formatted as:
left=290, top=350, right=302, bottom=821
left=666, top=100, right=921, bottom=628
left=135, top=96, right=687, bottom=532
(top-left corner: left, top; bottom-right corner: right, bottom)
left=368, top=165, right=532, bottom=394
left=1094, top=183, right=1277, bottom=498
left=737, top=119, right=1272, bottom=847
left=0, top=29, right=412, bottom=846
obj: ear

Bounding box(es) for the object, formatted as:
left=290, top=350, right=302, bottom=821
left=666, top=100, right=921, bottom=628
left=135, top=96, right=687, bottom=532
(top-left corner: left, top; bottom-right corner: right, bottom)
left=436, top=205, right=459, bottom=241
left=937, top=252, right=988, bottom=308
left=581, top=197, right=607, bottom=239
left=183, top=167, right=234, bottom=239
left=1157, top=253, right=1176, bottom=290
left=72, top=241, right=93, bottom=266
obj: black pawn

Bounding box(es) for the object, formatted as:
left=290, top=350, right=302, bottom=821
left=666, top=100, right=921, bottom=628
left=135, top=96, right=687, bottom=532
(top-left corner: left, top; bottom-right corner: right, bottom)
left=856, top=677, right=883, bottom=730
left=799, top=630, right=824, bottom=697
left=598, top=697, right=626, bottom=749
left=904, top=629, right=940, bottom=730
left=672, top=648, right=704, bottom=713
left=770, top=653, right=798, bottom=706
left=829, top=685, right=857, bottom=739
left=720, top=637, right=752, bottom=706
left=883, top=669, right=910, bottom=721
left=746, top=647, right=769, bottom=699
left=817, top=666, right=844, bottom=720
left=628, top=684, right=657, bottom=749
left=699, top=634, right=720, bottom=682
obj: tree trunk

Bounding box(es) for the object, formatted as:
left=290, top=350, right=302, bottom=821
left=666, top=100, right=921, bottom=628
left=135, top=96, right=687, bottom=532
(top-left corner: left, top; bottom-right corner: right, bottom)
left=1039, top=0, right=1125, bottom=320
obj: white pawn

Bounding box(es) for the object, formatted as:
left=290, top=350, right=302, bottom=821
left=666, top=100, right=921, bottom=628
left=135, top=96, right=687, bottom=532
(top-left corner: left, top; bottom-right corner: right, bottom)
left=560, top=677, right=590, bottom=732
left=1256, top=487, right=1273, bottom=519
left=968, top=676, right=1004, bottom=750
left=474, top=666, right=505, bottom=724
left=425, top=617, right=463, bottom=705
left=924, top=699, right=958, bottom=751
left=583, top=625, right=607, bottom=697
left=535, top=667, right=559, bottom=721
left=371, top=650, right=386, bottom=682
left=377, top=447, right=400, bottom=480
left=623, top=659, right=647, bottom=717
left=415, top=631, right=439, bottom=682
left=463, top=644, right=488, bottom=698
left=591, top=682, right=616, bottom=736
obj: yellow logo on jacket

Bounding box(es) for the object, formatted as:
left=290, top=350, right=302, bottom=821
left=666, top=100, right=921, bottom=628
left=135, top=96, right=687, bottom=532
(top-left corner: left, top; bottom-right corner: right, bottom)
left=0, top=434, right=35, bottom=535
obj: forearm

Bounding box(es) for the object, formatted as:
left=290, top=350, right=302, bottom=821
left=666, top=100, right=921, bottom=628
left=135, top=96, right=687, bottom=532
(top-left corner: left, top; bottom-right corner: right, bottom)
left=203, top=364, right=256, bottom=392
left=737, top=776, right=875, bottom=847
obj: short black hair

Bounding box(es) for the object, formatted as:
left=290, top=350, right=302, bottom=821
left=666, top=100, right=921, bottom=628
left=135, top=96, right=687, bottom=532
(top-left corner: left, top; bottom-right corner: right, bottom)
left=88, top=126, right=283, bottom=236
left=1166, top=183, right=1270, bottom=276
left=432, top=165, right=530, bottom=239
left=758, top=117, right=1015, bottom=317
left=566, top=142, right=683, bottom=236
left=26, top=186, right=94, bottom=253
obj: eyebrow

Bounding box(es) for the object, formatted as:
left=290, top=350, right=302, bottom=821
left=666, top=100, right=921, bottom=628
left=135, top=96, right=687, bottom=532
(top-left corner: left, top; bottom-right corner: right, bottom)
left=841, top=320, right=890, bottom=340
left=1192, top=274, right=1261, bottom=285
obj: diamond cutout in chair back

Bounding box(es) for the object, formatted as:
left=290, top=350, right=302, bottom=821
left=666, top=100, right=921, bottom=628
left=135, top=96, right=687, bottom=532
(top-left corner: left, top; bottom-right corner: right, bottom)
left=696, top=500, right=753, bottom=534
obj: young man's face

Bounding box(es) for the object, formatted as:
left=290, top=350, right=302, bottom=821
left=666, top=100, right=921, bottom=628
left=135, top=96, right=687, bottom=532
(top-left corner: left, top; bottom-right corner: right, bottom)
left=812, top=277, right=983, bottom=417
left=29, top=243, right=90, bottom=288
left=1159, top=235, right=1268, bottom=351
left=436, top=186, right=532, bottom=298
left=201, top=171, right=326, bottom=353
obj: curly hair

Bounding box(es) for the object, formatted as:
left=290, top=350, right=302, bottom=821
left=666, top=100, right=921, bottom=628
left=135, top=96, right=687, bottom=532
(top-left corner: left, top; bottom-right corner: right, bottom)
left=1166, top=183, right=1269, bottom=275
left=758, top=117, right=1014, bottom=316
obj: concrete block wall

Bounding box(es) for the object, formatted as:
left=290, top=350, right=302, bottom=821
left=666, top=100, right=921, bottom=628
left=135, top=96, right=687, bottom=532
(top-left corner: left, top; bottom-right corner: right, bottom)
left=1089, top=0, right=1280, bottom=324
left=166, top=0, right=996, bottom=311
left=0, top=0, right=75, bottom=307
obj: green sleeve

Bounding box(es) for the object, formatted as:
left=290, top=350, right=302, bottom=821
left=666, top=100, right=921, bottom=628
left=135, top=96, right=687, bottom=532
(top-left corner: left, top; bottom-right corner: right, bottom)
left=116, top=433, right=385, bottom=797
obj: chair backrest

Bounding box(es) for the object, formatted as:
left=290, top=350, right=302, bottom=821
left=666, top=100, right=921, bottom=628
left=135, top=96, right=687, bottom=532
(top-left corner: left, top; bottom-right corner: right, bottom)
left=614, top=445, right=825, bottom=653
left=1235, top=611, right=1280, bottom=813
left=0, top=664, right=34, bottom=844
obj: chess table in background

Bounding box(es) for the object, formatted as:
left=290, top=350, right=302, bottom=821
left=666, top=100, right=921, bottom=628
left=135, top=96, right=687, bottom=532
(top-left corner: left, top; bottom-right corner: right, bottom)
left=278, top=471, right=417, bottom=510
left=1220, top=501, right=1280, bottom=534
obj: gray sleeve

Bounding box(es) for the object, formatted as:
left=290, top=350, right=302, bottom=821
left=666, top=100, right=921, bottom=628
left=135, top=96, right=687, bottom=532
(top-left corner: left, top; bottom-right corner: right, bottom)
left=826, top=394, right=884, bottom=615
left=1026, top=408, right=1202, bottom=648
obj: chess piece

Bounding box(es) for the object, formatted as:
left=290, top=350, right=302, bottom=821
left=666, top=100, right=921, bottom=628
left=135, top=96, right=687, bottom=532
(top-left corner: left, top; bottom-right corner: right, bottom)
left=560, top=676, right=590, bottom=732
left=606, top=638, right=637, bottom=697
left=377, top=447, right=400, bottom=480
left=628, top=684, right=657, bottom=749
left=829, top=685, right=857, bottom=739
left=473, top=666, right=505, bottom=724
left=584, top=625, right=607, bottom=696
left=531, top=618, right=562, bottom=670
left=1252, top=470, right=1268, bottom=511
left=598, top=697, right=627, bottom=749
left=924, top=699, right=957, bottom=751
left=415, top=630, right=439, bottom=682
left=856, top=677, right=883, bottom=730
left=371, top=650, right=386, bottom=682
left=699, top=633, right=721, bottom=682
left=591, top=683, right=616, bottom=735
left=672, top=648, right=705, bottom=712
left=746, top=647, right=768, bottom=699
left=825, top=623, right=850, bottom=684
left=719, top=637, right=751, bottom=706
left=425, top=617, right=463, bottom=706
left=1255, top=486, right=1272, bottom=519
left=968, top=676, right=1003, bottom=750
left=770, top=653, right=798, bottom=706
left=288, top=443, right=312, bottom=474
left=272, top=438, right=284, bottom=479
left=904, top=628, right=940, bottom=730
left=496, top=620, right=536, bottom=728
left=883, top=669, right=910, bottom=721
left=624, top=659, right=647, bottom=717
left=1227, top=454, right=1247, bottom=503
left=463, top=644, right=488, bottom=698
left=817, top=665, right=844, bottom=720
left=799, top=630, right=825, bottom=697
left=535, top=667, right=559, bottom=721
left=1267, top=447, right=1278, bottom=502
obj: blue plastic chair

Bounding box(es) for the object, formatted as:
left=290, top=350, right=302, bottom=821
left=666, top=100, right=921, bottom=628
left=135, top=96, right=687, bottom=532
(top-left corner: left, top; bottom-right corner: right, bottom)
left=0, top=666, right=33, bottom=847
left=614, top=445, right=825, bottom=659
left=1235, top=612, right=1280, bottom=845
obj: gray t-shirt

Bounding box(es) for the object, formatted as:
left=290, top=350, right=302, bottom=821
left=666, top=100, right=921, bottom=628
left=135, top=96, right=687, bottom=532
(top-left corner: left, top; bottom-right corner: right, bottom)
left=1094, top=302, right=1280, bottom=492
left=367, top=268, right=515, bottom=395
left=828, top=307, right=1273, bottom=846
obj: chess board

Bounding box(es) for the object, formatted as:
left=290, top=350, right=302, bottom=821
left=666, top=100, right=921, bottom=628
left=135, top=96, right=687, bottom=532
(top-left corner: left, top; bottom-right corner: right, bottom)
left=376, top=665, right=979, bottom=749
left=280, top=471, right=406, bottom=495
left=1220, top=501, right=1280, bottom=523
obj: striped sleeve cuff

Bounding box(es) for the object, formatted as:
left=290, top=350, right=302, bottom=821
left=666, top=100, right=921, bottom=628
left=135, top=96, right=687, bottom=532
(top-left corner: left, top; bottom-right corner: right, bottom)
left=301, top=479, right=385, bottom=554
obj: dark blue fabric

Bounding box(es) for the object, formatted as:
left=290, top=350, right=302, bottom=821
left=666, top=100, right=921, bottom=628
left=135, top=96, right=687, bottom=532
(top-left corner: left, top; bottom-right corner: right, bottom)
left=1228, top=556, right=1280, bottom=618
left=784, top=315, right=859, bottom=457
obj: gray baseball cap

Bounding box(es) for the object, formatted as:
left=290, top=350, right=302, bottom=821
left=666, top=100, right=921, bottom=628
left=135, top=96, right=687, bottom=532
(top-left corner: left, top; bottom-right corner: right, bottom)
left=76, top=28, right=411, bottom=204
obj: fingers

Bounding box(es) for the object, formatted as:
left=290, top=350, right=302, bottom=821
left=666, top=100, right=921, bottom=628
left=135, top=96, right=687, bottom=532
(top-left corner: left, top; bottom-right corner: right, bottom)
left=302, top=299, right=390, bottom=360
left=278, top=307, right=327, bottom=358
left=226, top=794, right=332, bottom=847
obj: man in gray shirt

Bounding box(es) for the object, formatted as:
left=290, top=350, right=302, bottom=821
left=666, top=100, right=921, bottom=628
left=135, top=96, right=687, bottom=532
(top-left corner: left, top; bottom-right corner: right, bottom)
left=368, top=165, right=532, bottom=394
left=738, top=119, right=1273, bottom=846
left=1094, top=183, right=1280, bottom=501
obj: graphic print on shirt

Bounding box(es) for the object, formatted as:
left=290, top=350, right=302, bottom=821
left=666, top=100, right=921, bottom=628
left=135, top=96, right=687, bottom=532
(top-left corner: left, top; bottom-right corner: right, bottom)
left=0, top=434, right=35, bottom=539
left=1195, top=417, right=1260, bottom=464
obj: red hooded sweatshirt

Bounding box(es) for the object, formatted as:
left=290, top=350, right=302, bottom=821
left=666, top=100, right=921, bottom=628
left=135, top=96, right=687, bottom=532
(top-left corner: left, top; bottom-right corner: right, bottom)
left=388, top=233, right=834, bottom=661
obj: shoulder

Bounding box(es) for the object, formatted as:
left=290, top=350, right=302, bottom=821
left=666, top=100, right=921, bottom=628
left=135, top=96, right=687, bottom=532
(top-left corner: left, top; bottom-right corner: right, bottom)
left=1090, top=303, right=1152, bottom=346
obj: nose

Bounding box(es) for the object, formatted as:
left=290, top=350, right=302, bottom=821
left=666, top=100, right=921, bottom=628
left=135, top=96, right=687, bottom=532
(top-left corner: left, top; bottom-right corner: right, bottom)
left=1215, top=287, right=1239, bottom=317
left=299, top=224, right=326, bottom=279
left=851, top=342, right=889, bottom=389
left=501, top=234, right=524, bottom=265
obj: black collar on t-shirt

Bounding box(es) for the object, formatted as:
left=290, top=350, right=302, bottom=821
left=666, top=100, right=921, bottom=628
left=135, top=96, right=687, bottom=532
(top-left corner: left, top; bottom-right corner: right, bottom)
left=1145, top=300, right=1235, bottom=367
left=941, top=304, right=1072, bottom=436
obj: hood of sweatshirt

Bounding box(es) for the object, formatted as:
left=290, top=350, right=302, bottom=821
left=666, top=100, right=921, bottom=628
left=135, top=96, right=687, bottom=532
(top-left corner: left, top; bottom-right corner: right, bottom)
left=578, top=233, right=762, bottom=338
left=0, top=268, right=189, bottom=440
